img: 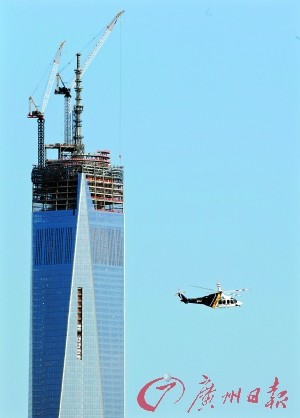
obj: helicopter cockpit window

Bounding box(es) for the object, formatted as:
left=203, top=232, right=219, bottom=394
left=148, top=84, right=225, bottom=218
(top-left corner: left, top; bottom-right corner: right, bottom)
left=233, top=298, right=237, bottom=303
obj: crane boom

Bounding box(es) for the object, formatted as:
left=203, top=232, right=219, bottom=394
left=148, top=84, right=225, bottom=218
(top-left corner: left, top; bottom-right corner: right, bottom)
left=42, top=41, right=66, bottom=114
left=69, top=11, right=124, bottom=90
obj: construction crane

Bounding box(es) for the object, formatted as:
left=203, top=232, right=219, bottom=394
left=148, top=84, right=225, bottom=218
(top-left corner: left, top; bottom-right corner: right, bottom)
left=55, top=10, right=124, bottom=149
left=28, top=41, right=66, bottom=167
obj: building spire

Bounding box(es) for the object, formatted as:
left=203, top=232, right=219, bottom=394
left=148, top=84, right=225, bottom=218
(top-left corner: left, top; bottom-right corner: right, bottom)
left=73, top=53, right=84, bottom=154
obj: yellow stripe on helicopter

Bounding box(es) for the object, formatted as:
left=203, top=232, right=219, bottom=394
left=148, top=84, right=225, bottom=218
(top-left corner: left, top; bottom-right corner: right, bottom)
left=212, top=292, right=221, bottom=308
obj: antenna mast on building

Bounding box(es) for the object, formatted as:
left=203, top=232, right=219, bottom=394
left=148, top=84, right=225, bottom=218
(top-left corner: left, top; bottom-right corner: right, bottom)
left=73, top=53, right=84, bottom=155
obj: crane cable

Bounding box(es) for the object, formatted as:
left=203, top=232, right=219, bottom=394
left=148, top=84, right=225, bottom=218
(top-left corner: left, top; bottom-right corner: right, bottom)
left=30, top=61, right=53, bottom=100
left=119, top=17, right=123, bottom=163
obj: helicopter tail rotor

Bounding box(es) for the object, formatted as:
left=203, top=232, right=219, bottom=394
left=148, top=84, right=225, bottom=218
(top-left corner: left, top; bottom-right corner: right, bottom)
left=175, top=288, right=189, bottom=304
left=174, top=287, right=186, bottom=296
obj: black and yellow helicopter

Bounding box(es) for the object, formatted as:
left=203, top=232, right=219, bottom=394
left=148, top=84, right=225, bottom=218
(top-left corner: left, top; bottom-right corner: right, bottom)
left=175, top=282, right=250, bottom=309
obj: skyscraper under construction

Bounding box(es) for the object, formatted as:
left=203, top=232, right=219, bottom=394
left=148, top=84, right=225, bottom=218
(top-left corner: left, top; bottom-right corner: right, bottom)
left=28, top=13, right=125, bottom=417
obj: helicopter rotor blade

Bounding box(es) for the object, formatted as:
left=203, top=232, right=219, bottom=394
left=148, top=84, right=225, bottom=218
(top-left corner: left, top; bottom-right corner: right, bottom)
left=223, top=288, right=251, bottom=294
left=189, top=285, right=215, bottom=292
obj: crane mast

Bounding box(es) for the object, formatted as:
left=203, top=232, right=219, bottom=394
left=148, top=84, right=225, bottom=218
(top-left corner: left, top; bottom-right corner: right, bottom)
left=55, top=74, right=72, bottom=144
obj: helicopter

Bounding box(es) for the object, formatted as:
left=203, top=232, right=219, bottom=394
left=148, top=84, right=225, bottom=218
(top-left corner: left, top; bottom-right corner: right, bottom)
left=175, top=282, right=250, bottom=309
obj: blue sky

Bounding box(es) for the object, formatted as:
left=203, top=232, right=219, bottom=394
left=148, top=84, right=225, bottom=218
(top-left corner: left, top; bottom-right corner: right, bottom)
left=1, top=1, right=300, bottom=417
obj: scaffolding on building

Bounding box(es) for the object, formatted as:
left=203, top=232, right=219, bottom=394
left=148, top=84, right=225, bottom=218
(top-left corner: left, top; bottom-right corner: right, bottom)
left=32, top=150, right=124, bottom=213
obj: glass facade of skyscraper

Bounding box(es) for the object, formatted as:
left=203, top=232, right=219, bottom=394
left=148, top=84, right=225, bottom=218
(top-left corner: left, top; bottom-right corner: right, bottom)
left=29, top=172, right=124, bottom=417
